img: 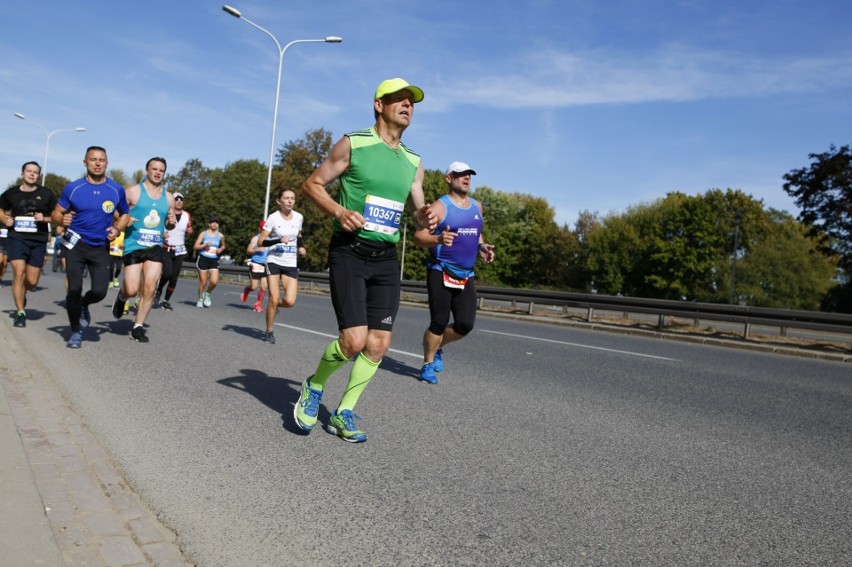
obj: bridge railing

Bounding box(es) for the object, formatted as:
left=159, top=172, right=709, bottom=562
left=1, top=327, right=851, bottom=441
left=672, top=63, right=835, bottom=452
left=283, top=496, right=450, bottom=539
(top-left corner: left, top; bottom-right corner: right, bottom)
left=211, top=266, right=852, bottom=342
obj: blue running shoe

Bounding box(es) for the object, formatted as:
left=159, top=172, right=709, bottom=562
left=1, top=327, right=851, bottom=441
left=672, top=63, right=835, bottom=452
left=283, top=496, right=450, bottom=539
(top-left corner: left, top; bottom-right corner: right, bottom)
left=80, top=304, right=91, bottom=329
left=66, top=331, right=83, bottom=349
left=419, top=362, right=438, bottom=384
left=433, top=349, right=444, bottom=372
left=326, top=409, right=367, bottom=443
left=294, top=376, right=323, bottom=430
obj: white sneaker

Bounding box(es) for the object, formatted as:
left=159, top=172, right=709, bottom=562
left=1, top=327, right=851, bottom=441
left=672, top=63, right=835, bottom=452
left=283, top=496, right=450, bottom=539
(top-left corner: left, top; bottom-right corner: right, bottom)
left=196, top=298, right=204, bottom=308
left=203, top=292, right=212, bottom=307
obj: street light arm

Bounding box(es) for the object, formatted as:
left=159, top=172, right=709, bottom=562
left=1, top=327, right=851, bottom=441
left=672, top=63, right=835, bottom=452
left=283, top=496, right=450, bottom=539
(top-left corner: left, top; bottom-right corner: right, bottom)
left=222, top=4, right=343, bottom=217
left=15, top=113, right=86, bottom=185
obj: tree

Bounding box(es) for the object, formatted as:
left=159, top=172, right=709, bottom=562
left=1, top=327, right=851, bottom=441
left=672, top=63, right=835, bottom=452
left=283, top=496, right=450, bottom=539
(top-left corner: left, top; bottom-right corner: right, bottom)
left=198, top=160, right=267, bottom=264
left=470, top=187, right=576, bottom=288
left=582, top=188, right=841, bottom=308
left=169, top=158, right=212, bottom=200
left=732, top=210, right=836, bottom=309
left=275, top=129, right=336, bottom=271
left=782, top=145, right=852, bottom=312
left=108, top=169, right=131, bottom=187
left=782, top=145, right=852, bottom=270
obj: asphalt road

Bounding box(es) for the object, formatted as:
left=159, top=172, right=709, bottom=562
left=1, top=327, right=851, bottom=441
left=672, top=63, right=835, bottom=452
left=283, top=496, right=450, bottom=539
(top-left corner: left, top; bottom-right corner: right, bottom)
left=8, top=269, right=852, bottom=566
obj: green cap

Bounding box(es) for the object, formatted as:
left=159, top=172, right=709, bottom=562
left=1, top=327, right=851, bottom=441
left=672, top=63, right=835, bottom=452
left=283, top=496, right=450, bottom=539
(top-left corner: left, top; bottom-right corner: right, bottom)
left=374, top=78, right=424, bottom=103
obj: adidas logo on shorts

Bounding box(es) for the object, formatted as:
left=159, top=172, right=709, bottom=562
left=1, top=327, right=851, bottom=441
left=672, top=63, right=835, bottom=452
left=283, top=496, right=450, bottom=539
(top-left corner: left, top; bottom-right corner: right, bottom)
left=381, top=315, right=393, bottom=325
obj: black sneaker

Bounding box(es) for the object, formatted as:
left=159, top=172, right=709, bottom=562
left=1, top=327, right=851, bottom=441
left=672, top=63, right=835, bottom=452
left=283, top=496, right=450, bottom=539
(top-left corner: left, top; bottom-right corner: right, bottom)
left=263, top=331, right=276, bottom=344
left=130, top=326, right=149, bottom=343
left=160, top=300, right=173, bottom=311
left=112, top=294, right=126, bottom=319
left=13, top=312, right=26, bottom=328
left=153, top=291, right=162, bottom=307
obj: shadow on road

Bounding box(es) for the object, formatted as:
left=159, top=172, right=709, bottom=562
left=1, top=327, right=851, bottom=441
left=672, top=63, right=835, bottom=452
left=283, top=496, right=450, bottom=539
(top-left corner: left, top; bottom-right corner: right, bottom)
left=379, top=355, right=422, bottom=381
left=217, top=369, right=314, bottom=435
left=221, top=323, right=265, bottom=340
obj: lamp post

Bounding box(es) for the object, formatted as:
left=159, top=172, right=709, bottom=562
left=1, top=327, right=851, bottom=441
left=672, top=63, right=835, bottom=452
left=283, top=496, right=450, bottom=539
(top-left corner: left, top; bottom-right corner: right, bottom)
left=222, top=5, right=341, bottom=218
left=13, top=112, right=86, bottom=186
left=730, top=210, right=742, bottom=304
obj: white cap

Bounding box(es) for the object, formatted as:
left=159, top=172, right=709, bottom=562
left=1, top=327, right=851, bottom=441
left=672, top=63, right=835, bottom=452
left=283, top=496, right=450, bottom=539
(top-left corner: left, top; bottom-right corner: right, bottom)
left=446, top=161, right=476, bottom=175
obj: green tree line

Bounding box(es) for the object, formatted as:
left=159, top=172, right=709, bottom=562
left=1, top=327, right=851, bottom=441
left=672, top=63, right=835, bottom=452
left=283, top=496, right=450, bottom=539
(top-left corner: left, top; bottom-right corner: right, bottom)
left=9, top=133, right=850, bottom=312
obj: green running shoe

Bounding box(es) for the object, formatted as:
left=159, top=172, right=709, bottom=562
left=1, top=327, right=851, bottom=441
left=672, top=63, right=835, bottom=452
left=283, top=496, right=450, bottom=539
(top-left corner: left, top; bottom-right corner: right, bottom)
left=326, top=409, right=367, bottom=443
left=293, top=377, right=322, bottom=431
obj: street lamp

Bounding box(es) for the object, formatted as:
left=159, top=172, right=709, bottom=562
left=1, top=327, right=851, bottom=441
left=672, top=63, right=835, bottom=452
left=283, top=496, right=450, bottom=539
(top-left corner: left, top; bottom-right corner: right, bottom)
left=13, top=112, right=86, bottom=186
left=222, top=4, right=342, bottom=218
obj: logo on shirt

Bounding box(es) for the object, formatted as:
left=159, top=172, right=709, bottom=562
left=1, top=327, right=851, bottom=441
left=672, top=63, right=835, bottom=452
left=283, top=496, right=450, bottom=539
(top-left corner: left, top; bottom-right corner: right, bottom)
left=102, top=201, right=115, bottom=214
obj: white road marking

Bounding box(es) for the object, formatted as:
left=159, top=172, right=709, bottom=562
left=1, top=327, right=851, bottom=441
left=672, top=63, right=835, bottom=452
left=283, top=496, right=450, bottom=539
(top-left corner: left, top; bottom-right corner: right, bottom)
left=278, top=324, right=422, bottom=359
left=481, top=329, right=677, bottom=361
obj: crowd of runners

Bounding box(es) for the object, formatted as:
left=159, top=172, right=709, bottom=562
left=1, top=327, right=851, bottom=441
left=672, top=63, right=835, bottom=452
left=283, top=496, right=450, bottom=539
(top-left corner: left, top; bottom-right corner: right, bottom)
left=2, top=78, right=496, bottom=443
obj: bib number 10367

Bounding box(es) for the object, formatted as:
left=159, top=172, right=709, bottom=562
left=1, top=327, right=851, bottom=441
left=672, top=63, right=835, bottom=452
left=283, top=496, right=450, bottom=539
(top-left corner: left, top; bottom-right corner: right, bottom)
left=362, top=195, right=403, bottom=235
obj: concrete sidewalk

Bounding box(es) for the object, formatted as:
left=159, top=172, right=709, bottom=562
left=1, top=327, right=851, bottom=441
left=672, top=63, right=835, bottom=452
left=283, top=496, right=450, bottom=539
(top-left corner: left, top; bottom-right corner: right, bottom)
left=0, top=319, right=191, bottom=567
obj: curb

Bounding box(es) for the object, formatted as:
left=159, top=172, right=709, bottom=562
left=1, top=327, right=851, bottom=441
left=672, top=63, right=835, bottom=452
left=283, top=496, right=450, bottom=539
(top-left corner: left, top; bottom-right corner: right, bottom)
left=0, top=320, right=192, bottom=567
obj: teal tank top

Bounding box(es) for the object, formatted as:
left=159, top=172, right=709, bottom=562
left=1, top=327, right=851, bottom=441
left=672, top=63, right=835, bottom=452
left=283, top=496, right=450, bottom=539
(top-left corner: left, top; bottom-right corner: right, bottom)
left=124, top=181, right=168, bottom=254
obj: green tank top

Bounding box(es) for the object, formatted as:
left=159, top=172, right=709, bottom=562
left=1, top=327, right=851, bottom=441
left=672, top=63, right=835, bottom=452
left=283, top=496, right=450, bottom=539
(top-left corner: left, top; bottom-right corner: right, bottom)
left=335, top=126, right=420, bottom=244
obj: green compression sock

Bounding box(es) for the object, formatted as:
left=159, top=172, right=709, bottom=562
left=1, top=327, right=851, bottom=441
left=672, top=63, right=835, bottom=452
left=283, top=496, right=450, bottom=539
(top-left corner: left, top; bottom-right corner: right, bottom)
left=337, top=352, right=381, bottom=412
left=309, top=339, right=350, bottom=390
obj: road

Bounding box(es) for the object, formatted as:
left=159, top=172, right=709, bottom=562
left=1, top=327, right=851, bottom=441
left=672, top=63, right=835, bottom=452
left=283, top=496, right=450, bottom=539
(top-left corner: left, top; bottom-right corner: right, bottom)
left=8, top=269, right=852, bottom=566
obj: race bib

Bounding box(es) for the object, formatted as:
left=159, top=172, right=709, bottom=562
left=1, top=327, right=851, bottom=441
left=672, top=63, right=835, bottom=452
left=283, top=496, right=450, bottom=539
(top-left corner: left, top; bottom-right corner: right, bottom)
left=62, top=229, right=81, bottom=250
left=362, top=195, right=403, bottom=235
left=0, top=228, right=7, bottom=238
left=136, top=228, right=162, bottom=248
left=250, top=262, right=266, bottom=273
left=442, top=272, right=468, bottom=289
left=270, top=237, right=297, bottom=257
left=14, top=216, right=37, bottom=233
left=174, top=244, right=187, bottom=256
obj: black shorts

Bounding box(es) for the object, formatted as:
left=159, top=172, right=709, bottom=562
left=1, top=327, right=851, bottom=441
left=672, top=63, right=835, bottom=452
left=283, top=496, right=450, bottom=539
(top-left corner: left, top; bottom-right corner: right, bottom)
left=426, top=267, right=478, bottom=336
left=122, top=246, right=163, bottom=266
left=6, top=237, right=48, bottom=267
left=248, top=262, right=268, bottom=280
left=267, top=263, right=299, bottom=279
left=328, top=234, right=400, bottom=332
left=196, top=255, right=220, bottom=271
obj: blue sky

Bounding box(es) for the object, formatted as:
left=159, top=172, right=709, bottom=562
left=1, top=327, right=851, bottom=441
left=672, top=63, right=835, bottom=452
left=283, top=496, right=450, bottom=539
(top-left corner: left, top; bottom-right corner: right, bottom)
left=2, top=0, right=850, bottom=227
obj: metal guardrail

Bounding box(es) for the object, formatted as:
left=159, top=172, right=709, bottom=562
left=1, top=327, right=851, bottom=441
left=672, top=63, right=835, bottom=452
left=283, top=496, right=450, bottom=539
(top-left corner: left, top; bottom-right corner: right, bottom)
left=211, top=266, right=852, bottom=342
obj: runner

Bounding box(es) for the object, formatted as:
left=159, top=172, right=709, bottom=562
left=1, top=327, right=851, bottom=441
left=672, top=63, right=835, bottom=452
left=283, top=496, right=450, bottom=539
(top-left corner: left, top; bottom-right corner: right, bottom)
left=111, top=157, right=175, bottom=343
left=52, top=226, right=67, bottom=273
left=256, top=188, right=305, bottom=344
left=0, top=223, right=7, bottom=283
left=51, top=146, right=130, bottom=348
left=155, top=191, right=192, bottom=311
left=414, top=161, right=495, bottom=384
left=241, top=221, right=269, bottom=314
left=0, top=161, right=57, bottom=327
left=193, top=215, right=225, bottom=308
left=296, top=78, right=436, bottom=442
left=108, top=228, right=124, bottom=287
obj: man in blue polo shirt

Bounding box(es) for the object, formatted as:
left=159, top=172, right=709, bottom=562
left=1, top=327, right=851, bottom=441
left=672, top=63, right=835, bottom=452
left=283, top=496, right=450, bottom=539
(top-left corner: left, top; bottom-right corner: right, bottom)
left=52, top=146, right=130, bottom=348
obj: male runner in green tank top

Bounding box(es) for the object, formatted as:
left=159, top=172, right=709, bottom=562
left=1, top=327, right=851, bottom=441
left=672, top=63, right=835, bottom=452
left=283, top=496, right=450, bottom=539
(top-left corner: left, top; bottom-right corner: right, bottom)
left=297, top=78, right=437, bottom=442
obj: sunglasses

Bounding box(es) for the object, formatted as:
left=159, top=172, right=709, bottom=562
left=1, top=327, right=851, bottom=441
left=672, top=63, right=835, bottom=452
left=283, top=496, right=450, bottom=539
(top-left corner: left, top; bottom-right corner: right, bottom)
left=175, top=197, right=184, bottom=201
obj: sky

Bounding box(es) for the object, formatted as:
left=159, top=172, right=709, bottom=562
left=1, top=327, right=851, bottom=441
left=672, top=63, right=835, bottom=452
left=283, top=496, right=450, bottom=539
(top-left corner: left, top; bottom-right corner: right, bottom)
left=2, top=0, right=851, bottom=227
